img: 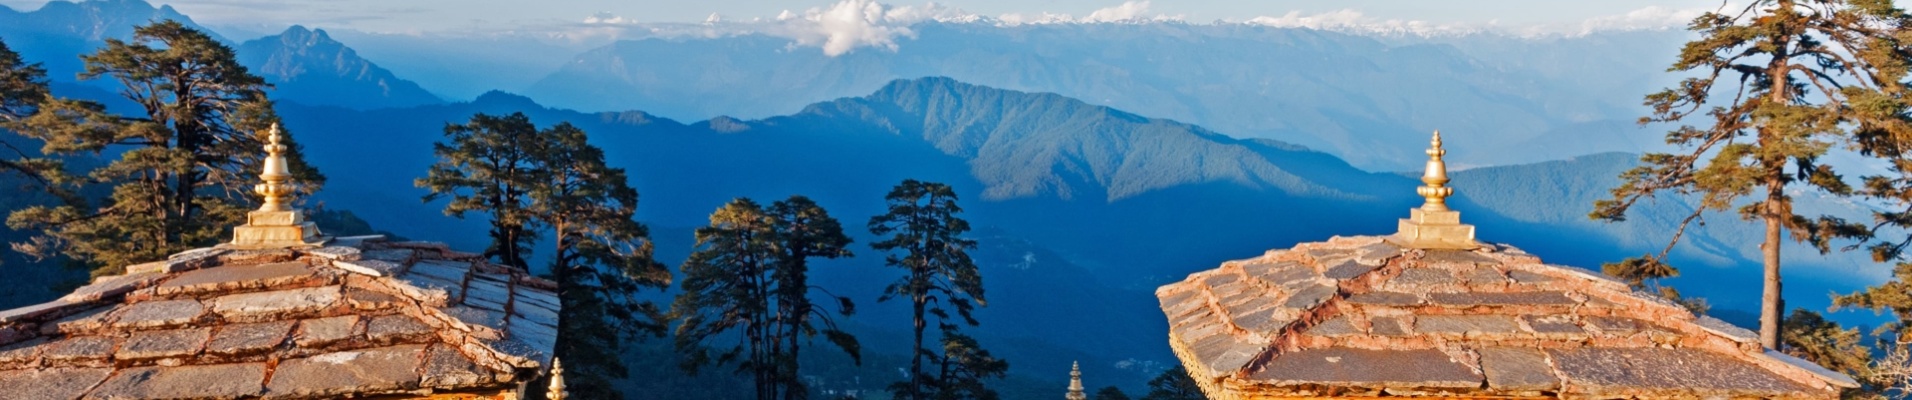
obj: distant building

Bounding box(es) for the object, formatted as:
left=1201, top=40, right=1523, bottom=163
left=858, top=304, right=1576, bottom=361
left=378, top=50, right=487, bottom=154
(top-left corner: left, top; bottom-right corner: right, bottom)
left=1155, top=132, right=1857, bottom=399
left=0, top=126, right=560, bottom=399
left=1067, top=361, right=1087, bottom=400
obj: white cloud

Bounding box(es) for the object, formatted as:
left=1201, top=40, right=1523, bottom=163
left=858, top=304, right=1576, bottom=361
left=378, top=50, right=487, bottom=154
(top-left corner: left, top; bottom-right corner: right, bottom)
left=1573, top=6, right=1705, bottom=34
left=1083, top=1, right=1150, bottom=23
left=544, top=1, right=1720, bottom=56
left=1238, top=5, right=1711, bottom=37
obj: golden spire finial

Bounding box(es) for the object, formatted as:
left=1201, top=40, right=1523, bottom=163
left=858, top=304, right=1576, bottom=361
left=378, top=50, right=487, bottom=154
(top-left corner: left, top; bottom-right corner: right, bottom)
left=1392, top=130, right=1476, bottom=249
left=227, top=123, right=324, bottom=249
left=548, top=358, right=569, bottom=400
left=1417, top=130, right=1453, bottom=211
left=1066, top=361, right=1086, bottom=400
left=255, top=123, right=292, bottom=212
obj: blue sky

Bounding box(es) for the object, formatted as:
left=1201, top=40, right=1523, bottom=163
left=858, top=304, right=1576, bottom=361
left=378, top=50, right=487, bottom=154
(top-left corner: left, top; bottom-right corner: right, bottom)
left=0, top=0, right=1729, bottom=34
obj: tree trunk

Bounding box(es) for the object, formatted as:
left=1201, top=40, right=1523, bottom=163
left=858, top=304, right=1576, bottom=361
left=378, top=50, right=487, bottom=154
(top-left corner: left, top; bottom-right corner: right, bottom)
left=1760, top=177, right=1785, bottom=349
left=911, top=294, right=926, bottom=400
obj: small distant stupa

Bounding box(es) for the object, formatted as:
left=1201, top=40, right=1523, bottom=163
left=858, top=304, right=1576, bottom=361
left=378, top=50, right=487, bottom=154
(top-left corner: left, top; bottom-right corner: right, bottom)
left=1066, top=361, right=1087, bottom=400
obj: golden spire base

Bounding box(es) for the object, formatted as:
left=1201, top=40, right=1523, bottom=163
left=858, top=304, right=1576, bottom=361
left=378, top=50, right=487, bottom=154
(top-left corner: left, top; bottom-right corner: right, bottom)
left=228, top=123, right=326, bottom=249
left=1391, top=130, right=1478, bottom=250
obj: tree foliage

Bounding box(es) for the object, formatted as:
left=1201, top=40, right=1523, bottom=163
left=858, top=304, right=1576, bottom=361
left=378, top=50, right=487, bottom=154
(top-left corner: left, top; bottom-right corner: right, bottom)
left=1094, top=386, right=1132, bottom=400
left=6, top=21, right=322, bottom=276
left=1590, top=0, right=1912, bottom=348
left=672, top=196, right=861, bottom=400
left=420, top=113, right=666, bottom=398
left=767, top=196, right=858, bottom=400
left=533, top=121, right=670, bottom=399
left=1140, top=366, right=1205, bottom=400
left=868, top=179, right=998, bottom=400
left=418, top=112, right=542, bottom=269
left=673, top=198, right=782, bottom=399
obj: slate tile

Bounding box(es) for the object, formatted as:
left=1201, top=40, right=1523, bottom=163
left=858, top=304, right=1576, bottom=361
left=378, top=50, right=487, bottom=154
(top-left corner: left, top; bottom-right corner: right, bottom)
left=1695, top=315, right=1759, bottom=343
left=266, top=345, right=427, bottom=397
left=1523, top=315, right=1585, bottom=336
left=1428, top=291, right=1575, bottom=307
left=1323, top=258, right=1379, bottom=280
left=1389, top=268, right=1456, bottom=288
left=1188, top=333, right=1262, bottom=374
left=1479, top=347, right=1558, bottom=391
left=1244, top=261, right=1321, bottom=288
left=44, top=306, right=115, bottom=334
left=344, top=286, right=402, bottom=310
left=1549, top=348, right=1806, bottom=393
left=367, top=314, right=436, bottom=345
left=1421, top=249, right=1496, bottom=265
left=155, top=261, right=313, bottom=296
left=1348, top=291, right=1421, bottom=306
left=422, top=345, right=491, bottom=388
left=1307, top=315, right=1360, bottom=336
left=0, top=367, right=111, bottom=400
left=1250, top=347, right=1481, bottom=388
left=90, top=363, right=266, bottom=399
left=207, top=320, right=296, bottom=356
left=1281, top=284, right=1336, bottom=309
left=295, top=315, right=361, bottom=348
left=42, top=336, right=115, bottom=362
left=408, top=260, right=471, bottom=284
left=116, top=328, right=211, bottom=360
left=0, top=300, right=78, bottom=325
left=333, top=259, right=404, bottom=277
left=1507, top=270, right=1556, bottom=284
left=1229, top=308, right=1293, bottom=333
left=1414, top=315, right=1521, bottom=336
left=1354, top=242, right=1402, bottom=266
left=1370, top=316, right=1409, bottom=336
left=110, top=299, right=204, bottom=329
left=305, top=246, right=363, bottom=261
left=210, top=286, right=341, bottom=322
left=1461, top=267, right=1507, bottom=285
left=61, top=272, right=161, bottom=303
left=0, top=337, right=47, bottom=364
left=362, top=249, right=416, bottom=263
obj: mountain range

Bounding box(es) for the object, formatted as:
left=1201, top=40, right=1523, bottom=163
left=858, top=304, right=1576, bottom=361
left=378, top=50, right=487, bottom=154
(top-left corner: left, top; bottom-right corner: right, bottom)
left=0, top=0, right=439, bottom=110
left=0, top=1, right=1896, bottom=398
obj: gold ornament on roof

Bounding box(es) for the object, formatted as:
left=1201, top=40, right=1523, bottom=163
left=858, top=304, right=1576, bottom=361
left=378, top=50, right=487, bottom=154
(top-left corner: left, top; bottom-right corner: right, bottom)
left=1392, top=130, right=1477, bottom=249
left=548, top=358, right=569, bottom=400
left=227, top=123, right=326, bottom=249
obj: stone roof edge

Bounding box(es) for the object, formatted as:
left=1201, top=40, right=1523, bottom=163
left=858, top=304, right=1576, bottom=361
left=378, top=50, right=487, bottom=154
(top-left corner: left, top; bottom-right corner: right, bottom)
left=1153, top=235, right=1857, bottom=396
left=0, top=236, right=560, bottom=375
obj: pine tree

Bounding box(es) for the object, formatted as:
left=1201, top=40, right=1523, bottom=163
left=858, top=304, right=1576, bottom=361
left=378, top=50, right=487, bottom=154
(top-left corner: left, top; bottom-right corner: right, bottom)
left=767, top=195, right=858, bottom=400
left=6, top=21, right=321, bottom=275
left=0, top=37, right=73, bottom=187
left=673, top=198, right=783, bottom=400
left=1140, top=367, right=1205, bottom=400
left=1590, top=0, right=1912, bottom=348
left=418, top=112, right=542, bottom=270
left=931, top=331, right=1007, bottom=400
left=868, top=179, right=991, bottom=400
left=1094, top=386, right=1132, bottom=400
left=532, top=122, right=670, bottom=398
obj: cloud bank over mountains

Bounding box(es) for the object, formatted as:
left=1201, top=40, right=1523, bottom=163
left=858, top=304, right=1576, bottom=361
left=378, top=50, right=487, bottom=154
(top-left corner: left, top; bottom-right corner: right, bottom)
left=560, top=0, right=1718, bottom=57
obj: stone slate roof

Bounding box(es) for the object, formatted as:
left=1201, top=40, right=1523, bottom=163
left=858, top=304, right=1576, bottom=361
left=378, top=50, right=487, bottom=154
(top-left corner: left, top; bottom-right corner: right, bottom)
left=1156, top=235, right=1858, bottom=399
left=0, top=236, right=559, bottom=399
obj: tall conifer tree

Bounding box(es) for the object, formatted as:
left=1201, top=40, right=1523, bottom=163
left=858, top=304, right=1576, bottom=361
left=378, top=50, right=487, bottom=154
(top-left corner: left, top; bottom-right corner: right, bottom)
left=868, top=179, right=997, bottom=399
left=767, top=195, right=858, bottom=400
left=673, top=198, right=782, bottom=400
left=531, top=122, right=670, bottom=398
left=6, top=21, right=321, bottom=275
left=418, top=112, right=542, bottom=269
left=1591, top=0, right=1912, bottom=348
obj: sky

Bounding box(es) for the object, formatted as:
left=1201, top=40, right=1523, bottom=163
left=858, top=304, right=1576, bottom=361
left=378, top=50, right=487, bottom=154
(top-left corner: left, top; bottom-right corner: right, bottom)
left=0, top=0, right=1734, bottom=35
